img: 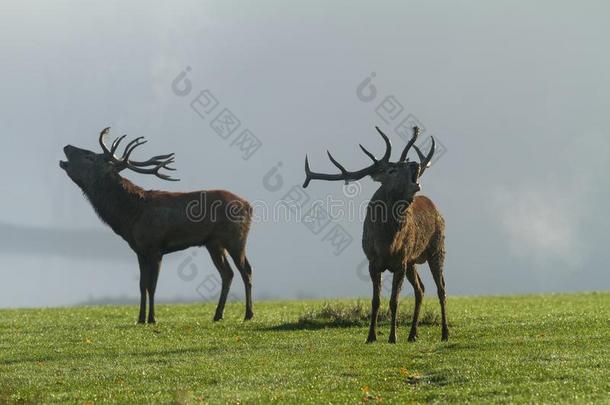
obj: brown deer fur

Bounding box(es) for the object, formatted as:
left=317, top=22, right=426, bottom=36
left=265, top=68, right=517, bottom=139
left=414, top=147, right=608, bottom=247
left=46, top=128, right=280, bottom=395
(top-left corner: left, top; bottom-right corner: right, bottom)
left=60, top=129, right=253, bottom=323
left=363, top=184, right=447, bottom=343
left=304, top=127, right=448, bottom=343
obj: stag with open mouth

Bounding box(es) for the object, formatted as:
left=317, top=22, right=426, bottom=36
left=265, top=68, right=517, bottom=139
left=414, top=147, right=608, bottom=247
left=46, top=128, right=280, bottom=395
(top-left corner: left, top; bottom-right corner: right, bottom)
left=60, top=128, right=254, bottom=324
left=304, top=127, right=448, bottom=343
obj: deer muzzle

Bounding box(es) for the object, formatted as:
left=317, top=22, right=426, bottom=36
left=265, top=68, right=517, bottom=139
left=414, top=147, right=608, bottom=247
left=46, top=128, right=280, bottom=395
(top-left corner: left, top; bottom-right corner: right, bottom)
left=59, top=145, right=74, bottom=169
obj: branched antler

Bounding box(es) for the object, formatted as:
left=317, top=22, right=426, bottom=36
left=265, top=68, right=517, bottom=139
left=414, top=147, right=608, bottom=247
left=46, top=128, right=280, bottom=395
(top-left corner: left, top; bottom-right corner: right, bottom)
left=99, top=127, right=179, bottom=181
left=303, top=127, right=392, bottom=188
left=303, top=126, right=435, bottom=188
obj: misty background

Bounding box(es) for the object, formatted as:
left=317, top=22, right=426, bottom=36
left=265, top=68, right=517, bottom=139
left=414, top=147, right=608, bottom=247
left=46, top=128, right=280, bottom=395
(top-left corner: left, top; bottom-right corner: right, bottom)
left=1, top=1, right=609, bottom=308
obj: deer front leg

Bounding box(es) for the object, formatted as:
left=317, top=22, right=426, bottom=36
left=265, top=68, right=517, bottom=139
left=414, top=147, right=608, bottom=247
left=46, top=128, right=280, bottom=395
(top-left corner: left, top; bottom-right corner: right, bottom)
left=146, top=256, right=162, bottom=324
left=138, top=253, right=162, bottom=324
left=405, top=264, right=423, bottom=342
left=388, top=268, right=406, bottom=344
left=366, top=264, right=382, bottom=343
left=137, top=255, right=148, bottom=324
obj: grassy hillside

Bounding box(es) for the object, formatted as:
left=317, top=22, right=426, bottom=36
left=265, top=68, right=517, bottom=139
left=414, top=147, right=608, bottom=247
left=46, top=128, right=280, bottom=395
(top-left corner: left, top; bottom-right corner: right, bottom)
left=0, top=293, right=609, bottom=403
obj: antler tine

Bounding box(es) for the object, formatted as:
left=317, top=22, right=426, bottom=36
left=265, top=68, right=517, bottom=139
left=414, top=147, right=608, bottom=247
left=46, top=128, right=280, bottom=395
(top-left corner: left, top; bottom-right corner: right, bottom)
left=303, top=156, right=310, bottom=188
left=413, top=136, right=435, bottom=176
left=399, top=126, right=419, bottom=162
left=326, top=151, right=349, bottom=176
left=157, top=173, right=178, bottom=181
left=326, top=151, right=356, bottom=185
left=123, top=147, right=179, bottom=181
left=359, top=144, right=378, bottom=164
left=110, top=135, right=127, bottom=155
left=374, top=127, right=392, bottom=163
left=124, top=160, right=180, bottom=181
left=121, top=137, right=147, bottom=162
left=413, top=145, right=426, bottom=162
left=128, top=153, right=176, bottom=167
left=99, top=127, right=114, bottom=157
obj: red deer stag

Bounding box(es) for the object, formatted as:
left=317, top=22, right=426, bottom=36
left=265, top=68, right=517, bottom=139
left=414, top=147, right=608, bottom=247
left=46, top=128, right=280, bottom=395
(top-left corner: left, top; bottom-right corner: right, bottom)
left=303, top=127, right=447, bottom=342
left=60, top=127, right=254, bottom=324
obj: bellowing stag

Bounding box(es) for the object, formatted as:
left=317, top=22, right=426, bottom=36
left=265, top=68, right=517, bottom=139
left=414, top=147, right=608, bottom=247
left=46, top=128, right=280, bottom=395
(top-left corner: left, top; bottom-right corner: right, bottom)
left=60, top=128, right=254, bottom=323
left=303, top=127, right=447, bottom=342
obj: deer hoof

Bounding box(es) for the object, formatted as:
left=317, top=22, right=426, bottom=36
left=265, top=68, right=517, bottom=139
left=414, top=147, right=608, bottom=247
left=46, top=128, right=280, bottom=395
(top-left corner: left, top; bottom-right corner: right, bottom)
left=213, top=314, right=223, bottom=322
left=147, top=319, right=156, bottom=324
left=366, top=335, right=377, bottom=344
left=244, top=312, right=254, bottom=321
left=137, top=319, right=146, bottom=325
left=408, top=334, right=418, bottom=342
left=388, top=336, right=397, bottom=344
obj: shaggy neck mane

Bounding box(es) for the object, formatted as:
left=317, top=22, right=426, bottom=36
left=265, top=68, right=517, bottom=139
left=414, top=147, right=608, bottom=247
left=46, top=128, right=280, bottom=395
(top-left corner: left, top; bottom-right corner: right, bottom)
left=82, top=173, right=146, bottom=238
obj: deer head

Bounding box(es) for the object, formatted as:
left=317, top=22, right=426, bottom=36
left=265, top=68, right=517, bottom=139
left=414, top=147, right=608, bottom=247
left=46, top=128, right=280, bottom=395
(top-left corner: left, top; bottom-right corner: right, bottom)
left=59, top=127, right=179, bottom=189
left=303, top=126, right=434, bottom=197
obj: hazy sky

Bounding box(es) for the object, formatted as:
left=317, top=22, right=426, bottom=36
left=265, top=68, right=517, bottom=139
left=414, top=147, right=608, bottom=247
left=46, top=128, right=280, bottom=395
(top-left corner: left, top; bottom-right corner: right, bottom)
left=1, top=1, right=609, bottom=308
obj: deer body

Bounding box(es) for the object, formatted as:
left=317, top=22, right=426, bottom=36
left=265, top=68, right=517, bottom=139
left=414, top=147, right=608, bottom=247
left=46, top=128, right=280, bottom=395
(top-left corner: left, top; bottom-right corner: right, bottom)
left=363, top=195, right=443, bottom=270
left=363, top=193, right=446, bottom=343
left=86, top=176, right=251, bottom=255
left=61, top=129, right=254, bottom=324
left=304, top=126, right=448, bottom=343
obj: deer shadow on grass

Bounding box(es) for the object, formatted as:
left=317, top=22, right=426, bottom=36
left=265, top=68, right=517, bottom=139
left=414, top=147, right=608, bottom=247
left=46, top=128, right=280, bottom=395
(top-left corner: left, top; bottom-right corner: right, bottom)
left=260, top=301, right=443, bottom=332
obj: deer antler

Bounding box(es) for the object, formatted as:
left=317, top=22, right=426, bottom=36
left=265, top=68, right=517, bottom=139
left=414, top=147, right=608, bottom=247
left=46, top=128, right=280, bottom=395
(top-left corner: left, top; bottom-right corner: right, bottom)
left=396, top=126, right=435, bottom=176
left=399, top=126, right=420, bottom=162
left=98, top=127, right=180, bottom=181
left=303, top=127, right=392, bottom=188
left=413, top=138, right=435, bottom=176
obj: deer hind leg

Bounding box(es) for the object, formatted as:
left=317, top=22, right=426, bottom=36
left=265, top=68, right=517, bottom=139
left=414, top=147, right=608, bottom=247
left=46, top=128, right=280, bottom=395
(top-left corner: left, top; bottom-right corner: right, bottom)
left=227, top=245, right=254, bottom=321
left=428, top=252, right=449, bottom=341
left=388, top=267, right=406, bottom=344
left=416, top=271, right=425, bottom=294
left=366, top=262, right=383, bottom=343
left=207, top=245, right=234, bottom=322
left=405, top=264, right=424, bottom=342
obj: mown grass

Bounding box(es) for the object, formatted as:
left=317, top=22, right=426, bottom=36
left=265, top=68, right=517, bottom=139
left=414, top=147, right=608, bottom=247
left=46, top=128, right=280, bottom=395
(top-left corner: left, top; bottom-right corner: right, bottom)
left=0, top=292, right=609, bottom=404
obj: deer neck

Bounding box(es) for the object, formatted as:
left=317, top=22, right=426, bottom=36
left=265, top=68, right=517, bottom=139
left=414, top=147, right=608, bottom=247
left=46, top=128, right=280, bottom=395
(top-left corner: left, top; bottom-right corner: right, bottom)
left=372, top=185, right=414, bottom=228
left=83, top=173, right=145, bottom=239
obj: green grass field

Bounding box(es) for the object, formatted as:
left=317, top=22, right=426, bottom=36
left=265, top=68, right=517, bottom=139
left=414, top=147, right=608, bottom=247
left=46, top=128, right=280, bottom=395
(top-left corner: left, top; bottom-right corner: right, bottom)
left=1, top=292, right=609, bottom=404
